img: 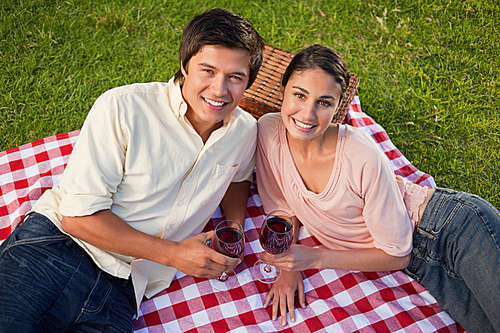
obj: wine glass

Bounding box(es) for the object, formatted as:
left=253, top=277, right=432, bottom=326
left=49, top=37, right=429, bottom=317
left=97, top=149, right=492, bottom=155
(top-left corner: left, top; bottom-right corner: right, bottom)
left=253, top=210, right=294, bottom=284
left=209, top=219, right=245, bottom=291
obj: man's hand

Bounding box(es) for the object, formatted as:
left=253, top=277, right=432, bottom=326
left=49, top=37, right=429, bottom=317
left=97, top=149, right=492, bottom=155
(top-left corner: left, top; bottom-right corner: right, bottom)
left=168, top=231, right=241, bottom=279
left=264, top=270, right=306, bottom=326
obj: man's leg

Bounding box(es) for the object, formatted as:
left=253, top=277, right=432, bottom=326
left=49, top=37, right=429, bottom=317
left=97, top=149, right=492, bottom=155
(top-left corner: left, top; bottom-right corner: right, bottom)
left=0, top=212, right=134, bottom=332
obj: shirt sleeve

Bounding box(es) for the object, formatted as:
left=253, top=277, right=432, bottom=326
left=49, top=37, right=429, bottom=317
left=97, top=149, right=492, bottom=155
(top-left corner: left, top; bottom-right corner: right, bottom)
left=58, top=90, right=127, bottom=217
left=349, top=130, right=413, bottom=257
left=256, top=114, right=293, bottom=215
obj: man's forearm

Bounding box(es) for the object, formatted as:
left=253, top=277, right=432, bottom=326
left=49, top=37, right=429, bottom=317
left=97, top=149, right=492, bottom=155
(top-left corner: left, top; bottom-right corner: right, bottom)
left=220, top=181, right=251, bottom=227
left=62, top=210, right=172, bottom=266
left=62, top=210, right=240, bottom=278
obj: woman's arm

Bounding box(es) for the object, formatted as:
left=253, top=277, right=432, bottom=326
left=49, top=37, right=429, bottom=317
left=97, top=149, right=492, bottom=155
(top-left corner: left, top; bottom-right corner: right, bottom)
left=259, top=244, right=410, bottom=272
left=258, top=214, right=410, bottom=327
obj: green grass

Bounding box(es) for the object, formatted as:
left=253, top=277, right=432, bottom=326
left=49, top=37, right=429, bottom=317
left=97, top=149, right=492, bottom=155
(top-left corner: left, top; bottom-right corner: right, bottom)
left=1, top=0, right=499, bottom=208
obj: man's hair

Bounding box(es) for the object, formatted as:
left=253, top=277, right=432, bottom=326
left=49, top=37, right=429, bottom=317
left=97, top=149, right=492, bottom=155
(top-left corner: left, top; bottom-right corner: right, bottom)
left=174, top=8, right=264, bottom=89
left=281, top=45, right=351, bottom=103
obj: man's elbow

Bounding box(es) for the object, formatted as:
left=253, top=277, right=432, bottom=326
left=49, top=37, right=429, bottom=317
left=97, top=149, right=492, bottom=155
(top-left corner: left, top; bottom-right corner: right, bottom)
left=61, top=215, right=79, bottom=236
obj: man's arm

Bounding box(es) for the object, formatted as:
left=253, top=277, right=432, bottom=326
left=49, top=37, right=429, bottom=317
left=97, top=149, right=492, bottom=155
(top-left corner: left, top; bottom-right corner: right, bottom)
left=219, top=180, right=251, bottom=227
left=62, top=211, right=239, bottom=278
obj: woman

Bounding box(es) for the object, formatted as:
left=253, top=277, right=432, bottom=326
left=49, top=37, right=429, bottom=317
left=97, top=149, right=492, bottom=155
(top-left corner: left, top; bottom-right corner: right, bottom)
left=256, top=44, right=500, bottom=332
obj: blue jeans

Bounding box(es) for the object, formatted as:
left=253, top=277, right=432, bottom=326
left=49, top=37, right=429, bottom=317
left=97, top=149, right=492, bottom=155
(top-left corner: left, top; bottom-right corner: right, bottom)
left=0, top=213, right=135, bottom=332
left=404, top=188, right=500, bottom=333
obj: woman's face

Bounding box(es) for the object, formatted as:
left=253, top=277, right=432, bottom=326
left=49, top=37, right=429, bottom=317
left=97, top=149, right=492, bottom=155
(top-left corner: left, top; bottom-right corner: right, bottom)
left=281, top=68, right=342, bottom=142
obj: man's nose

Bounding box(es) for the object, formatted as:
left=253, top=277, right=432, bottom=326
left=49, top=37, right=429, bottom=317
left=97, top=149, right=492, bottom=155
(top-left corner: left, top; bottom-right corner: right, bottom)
left=211, top=76, right=228, bottom=96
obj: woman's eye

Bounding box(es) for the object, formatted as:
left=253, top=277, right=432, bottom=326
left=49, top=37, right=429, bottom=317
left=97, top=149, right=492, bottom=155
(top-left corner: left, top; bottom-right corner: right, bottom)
left=319, top=101, right=331, bottom=107
left=294, top=93, right=305, bottom=99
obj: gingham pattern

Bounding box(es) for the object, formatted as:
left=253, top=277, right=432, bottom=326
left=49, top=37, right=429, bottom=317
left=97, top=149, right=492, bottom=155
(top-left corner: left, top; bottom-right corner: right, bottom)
left=1, top=99, right=462, bottom=332
left=0, top=130, right=80, bottom=240
left=132, top=189, right=460, bottom=332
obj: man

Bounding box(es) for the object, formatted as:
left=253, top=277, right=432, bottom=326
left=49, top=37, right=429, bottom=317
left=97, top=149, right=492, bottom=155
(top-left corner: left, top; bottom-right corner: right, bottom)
left=0, top=8, right=264, bottom=332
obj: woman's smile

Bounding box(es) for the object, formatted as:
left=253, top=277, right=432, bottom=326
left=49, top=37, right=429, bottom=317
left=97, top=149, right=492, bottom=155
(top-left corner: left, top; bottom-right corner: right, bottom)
left=292, top=118, right=315, bottom=130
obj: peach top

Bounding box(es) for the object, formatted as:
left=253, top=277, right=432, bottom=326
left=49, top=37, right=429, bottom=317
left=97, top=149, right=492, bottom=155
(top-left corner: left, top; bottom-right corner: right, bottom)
left=256, top=113, right=427, bottom=257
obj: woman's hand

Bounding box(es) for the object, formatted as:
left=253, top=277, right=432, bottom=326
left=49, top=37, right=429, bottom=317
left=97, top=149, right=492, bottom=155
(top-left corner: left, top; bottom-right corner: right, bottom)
left=264, top=270, right=306, bottom=326
left=258, top=244, right=315, bottom=326
left=257, top=244, right=319, bottom=272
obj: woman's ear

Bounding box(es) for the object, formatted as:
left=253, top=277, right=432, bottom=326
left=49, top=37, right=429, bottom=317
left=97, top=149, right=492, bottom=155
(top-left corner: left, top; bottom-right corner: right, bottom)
left=279, top=86, right=284, bottom=100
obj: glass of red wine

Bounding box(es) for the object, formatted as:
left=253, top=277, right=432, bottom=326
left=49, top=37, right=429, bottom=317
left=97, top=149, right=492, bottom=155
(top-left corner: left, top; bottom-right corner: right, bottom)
left=253, top=210, right=294, bottom=284
left=209, top=219, right=245, bottom=291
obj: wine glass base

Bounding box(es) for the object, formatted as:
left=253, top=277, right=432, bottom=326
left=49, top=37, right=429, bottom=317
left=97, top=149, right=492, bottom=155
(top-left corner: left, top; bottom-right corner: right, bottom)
left=253, top=260, right=281, bottom=284
left=210, top=271, right=237, bottom=291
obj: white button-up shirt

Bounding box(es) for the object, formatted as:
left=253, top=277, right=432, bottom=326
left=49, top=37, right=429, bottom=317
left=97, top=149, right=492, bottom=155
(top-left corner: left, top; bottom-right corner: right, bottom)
left=33, top=78, right=257, bottom=308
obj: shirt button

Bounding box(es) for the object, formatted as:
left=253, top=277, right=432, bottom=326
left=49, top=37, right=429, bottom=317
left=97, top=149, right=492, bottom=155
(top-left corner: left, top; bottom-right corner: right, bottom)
left=178, top=201, right=183, bottom=206
left=167, top=226, right=172, bottom=231
left=187, top=177, right=193, bottom=183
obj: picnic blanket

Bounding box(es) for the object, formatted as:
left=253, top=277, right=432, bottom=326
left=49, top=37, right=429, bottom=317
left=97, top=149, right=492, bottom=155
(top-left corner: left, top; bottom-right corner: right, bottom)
left=1, top=97, right=464, bottom=332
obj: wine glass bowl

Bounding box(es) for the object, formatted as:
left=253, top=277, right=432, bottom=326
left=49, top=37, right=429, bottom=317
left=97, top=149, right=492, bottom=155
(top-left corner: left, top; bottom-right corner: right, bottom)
left=259, top=216, right=293, bottom=254
left=209, top=220, right=245, bottom=290
left=253, top=210, right=294, bottom=284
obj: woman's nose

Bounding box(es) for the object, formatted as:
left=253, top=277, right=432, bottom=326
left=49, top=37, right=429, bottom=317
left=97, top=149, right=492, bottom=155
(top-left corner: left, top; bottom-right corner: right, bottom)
left=302, top=102, right=317, bottom=119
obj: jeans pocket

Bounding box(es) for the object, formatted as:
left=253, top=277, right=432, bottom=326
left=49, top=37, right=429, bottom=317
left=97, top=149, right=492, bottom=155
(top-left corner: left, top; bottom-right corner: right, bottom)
left=80, top=271, right=113, bottom=315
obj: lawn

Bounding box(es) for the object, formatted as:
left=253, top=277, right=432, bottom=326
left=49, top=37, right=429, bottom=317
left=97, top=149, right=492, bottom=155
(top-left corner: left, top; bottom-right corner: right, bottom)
left=1, top=0, right=499, bottom=207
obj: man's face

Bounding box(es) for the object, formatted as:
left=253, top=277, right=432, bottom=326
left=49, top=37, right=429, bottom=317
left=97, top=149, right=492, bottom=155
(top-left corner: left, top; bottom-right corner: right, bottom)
left=181, top=45, right=250, bottom=131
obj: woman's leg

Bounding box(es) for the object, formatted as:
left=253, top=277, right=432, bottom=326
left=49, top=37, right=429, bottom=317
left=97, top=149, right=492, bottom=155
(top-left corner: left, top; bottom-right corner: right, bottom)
left=405, top=188, right=500, bottom=333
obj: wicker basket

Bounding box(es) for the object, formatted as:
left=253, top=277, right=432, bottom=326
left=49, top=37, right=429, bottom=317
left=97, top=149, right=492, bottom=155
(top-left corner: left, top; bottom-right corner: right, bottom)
left=239, top=44, right=359, bottom=124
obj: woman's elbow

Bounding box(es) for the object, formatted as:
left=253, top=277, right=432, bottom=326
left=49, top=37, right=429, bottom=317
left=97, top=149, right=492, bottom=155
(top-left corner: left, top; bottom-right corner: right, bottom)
left=397, top=253, right=411, bottom=270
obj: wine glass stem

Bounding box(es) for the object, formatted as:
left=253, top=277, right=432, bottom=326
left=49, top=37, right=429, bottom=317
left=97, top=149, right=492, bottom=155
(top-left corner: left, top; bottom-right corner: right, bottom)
left=264, top=264, right=272, bottom=273
left=218, top=272, right=228, bottom=282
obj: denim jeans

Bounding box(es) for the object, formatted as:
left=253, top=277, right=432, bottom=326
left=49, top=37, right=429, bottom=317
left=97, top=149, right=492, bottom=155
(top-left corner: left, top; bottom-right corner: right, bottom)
left=404, top=188, right=500, bottom=333
left=0, top=212, right=135, bottom=332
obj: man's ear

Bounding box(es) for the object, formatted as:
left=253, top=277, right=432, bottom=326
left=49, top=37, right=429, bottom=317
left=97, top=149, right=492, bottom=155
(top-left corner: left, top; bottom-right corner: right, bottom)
left=180, top=61, right=187, bottom=77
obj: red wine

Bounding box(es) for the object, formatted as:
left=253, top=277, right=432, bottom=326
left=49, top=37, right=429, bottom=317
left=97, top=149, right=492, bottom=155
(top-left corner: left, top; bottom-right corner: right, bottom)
left=259, top=217, right=293, bottom=255
left=212, top=227, right=244, bottom=258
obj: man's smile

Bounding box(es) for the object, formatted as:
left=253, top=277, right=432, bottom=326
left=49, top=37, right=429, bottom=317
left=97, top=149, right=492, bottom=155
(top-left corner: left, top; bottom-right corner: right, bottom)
left=203, top=97, right=228, bottom=107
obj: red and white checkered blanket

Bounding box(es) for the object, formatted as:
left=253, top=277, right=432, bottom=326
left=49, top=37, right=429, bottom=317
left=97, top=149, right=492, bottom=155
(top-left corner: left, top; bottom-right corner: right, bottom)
left=1, top=98, right=463, bottom=332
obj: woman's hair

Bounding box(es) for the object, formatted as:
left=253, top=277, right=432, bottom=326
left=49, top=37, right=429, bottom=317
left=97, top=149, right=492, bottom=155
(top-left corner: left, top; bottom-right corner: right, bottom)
left=174, top=8, right=264, bottom=89
left=281, top=45, right=351, bottom=103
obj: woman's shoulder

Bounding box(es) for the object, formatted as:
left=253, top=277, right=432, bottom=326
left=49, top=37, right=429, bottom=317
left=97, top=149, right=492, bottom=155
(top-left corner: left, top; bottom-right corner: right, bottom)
left=343, top=125, right=382, bottom=150
left=342, top=125, right=388, bottom=164
left=257, top=113, right=282, bottom=143
left=257, top=112, right=281, bottom=128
